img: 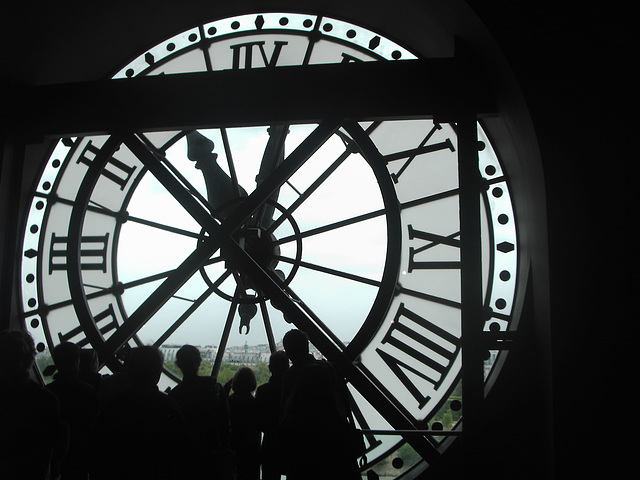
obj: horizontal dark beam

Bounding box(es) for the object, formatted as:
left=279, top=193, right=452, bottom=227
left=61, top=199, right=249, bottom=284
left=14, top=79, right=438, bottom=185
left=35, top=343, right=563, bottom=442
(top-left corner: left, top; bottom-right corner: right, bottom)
left=19, top=59, right=496, bottom=138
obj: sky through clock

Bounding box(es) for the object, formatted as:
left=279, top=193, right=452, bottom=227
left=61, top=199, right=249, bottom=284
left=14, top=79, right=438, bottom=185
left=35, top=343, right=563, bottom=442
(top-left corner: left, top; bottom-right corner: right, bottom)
left=19, top=12, right=518, bottom=478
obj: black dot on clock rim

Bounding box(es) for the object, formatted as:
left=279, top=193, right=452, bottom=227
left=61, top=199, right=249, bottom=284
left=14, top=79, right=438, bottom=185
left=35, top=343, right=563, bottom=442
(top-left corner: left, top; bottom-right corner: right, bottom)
left=28, top=298, right=36, bottom=308
left=166, top=43, right=176, bottom=51
left=498, top=214, right=509, bottom=225
left=303, top=19, right=313, bottom=28
left=392, top=50, right=402, bottom=59
left=495, top=298, right=507, bottom=310
left=450, top=399, right=462, bottom=411
left=188, top=33, right=198, bottom=42
left=279, top=17, right=289, bottom=26
left=477, top=140, right=486, bottom=151
left=26, top=274, right=35, bottom=283
left=42, top=181, right=51, bottom=191
left=30, top=225, right=38, bottom=234
left=30, top=318, right=39, bottom=328
left=323, top=23, right=333, bottom=32
left=392, top=457, right=404, bottom=469
left=489, top=321, right=501, bottom=332
left=36, top=342, right=45, bottom=352
left=52, top=159, right=61, bottom=168
left=492, top=187, right=504, bottom=198
left=346, top=29, right=356, bottom=38
left=125, top=68, right=135, bottom=78
left=485, top=165, right=497, bottom=176
left=231, top=21, right=241, bottom=30
left=36, top=201, right=45, bottom=210
left=499, top=270, right=511, bottom=281
left=208, top=26, right=217, bottom=36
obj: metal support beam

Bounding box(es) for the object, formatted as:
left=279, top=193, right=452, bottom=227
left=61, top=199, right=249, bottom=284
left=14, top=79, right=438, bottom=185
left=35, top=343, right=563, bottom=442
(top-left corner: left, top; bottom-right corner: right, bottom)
left=17, top=59, right=497, bottom=138
left=457, top=115, right=486, bottom=473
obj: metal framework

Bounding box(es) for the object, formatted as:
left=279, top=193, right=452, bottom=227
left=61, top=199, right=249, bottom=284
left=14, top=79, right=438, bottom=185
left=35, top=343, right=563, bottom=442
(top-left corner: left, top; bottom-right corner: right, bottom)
left=13, top=57, right=500, bottom=474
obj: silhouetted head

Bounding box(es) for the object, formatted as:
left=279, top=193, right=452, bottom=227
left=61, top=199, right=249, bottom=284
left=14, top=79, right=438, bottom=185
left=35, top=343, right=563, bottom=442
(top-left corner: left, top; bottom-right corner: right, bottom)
left=0, top=330, right=36, bottom=382
left=232, top=366, right=257, bottom=395
left=52, top=342, right=81, bottom=376
left=269, top=350, right=289, bottom=376
left=176, top=344, right=201, bottom=377
left=283, top=329, right=310, bottom=363
left=127, top=346, right=164, bottom=388
left=186, top=130, right=217, bottom=166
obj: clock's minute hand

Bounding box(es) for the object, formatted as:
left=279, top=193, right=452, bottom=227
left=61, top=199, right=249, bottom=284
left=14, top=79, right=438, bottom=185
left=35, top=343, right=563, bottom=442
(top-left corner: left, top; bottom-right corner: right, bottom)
left=252, top=124, right=288, bottom=228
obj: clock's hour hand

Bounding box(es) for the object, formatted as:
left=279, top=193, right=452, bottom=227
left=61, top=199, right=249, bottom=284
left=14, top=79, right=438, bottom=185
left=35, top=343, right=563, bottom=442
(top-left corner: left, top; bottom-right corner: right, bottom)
left=186, top=130, right=247, bottom=220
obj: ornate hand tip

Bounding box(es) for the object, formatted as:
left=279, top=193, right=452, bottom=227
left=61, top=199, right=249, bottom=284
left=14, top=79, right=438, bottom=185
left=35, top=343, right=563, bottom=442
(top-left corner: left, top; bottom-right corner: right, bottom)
left=186, top=131, right=215, bottom=161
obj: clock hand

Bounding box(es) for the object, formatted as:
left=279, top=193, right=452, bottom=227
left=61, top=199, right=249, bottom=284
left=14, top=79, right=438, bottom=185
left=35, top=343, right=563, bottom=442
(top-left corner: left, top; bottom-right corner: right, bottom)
left=253, top=124, right=288, bottom=228
left=186, top=130, right=247, bottom=220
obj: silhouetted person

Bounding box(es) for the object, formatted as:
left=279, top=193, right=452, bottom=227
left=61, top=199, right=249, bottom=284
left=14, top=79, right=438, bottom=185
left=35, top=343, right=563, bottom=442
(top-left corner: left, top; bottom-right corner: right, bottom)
left=98, top=344, right=132, bottom=406
left=255, top=350, right=289, bottom=480
left=95, top=346, right=190, bottom=480
left=278, top=361, right=361, bottom=480
left=168, top=345, right=233, bottom=479
left=228, top=366, right=261, bottom=480
left=0, top=330, right=65, bottom=480
left=281, top=329, right=318, bottom=406
left=78, top=348, right=102, bottom=390
left=47, top=342, right=99, bottom=480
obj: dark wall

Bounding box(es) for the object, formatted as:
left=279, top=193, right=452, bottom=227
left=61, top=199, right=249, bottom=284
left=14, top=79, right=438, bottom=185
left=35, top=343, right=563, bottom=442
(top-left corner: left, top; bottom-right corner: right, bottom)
left=466, top=2, right=634, bottom=477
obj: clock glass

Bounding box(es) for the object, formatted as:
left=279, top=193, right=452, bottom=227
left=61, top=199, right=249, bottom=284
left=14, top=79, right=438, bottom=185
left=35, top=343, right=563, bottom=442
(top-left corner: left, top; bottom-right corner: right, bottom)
left=19, top=12, right=518, bottom=478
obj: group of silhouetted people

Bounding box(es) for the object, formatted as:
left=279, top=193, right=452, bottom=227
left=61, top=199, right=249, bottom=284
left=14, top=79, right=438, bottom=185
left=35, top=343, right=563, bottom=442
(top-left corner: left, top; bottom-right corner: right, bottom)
left=1, top=328, right=363, bottom=480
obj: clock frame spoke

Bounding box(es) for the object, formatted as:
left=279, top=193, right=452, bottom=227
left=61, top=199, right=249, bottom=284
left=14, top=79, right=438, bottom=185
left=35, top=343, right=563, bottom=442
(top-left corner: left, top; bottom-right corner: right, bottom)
left=219, top=128, right=244, bottom=200
left=274, top=207, right=386, bottom=246
left=211, top=290, right=241, bottom=378
left=98, top=237, right=220, bottom=362
left=35, top=193, right=205, bottom=240
left=152, top=286, right=216, bottom=348
left=259, top=299, right=277, bottom=352
left=265, top=135, right=352, bottom=235
left=275, top=254, right=382, bottom=288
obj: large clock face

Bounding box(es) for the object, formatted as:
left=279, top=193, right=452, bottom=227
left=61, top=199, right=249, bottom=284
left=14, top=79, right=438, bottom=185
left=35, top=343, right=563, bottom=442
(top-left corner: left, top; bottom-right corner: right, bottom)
left=19, top=12, right=518, bottom=478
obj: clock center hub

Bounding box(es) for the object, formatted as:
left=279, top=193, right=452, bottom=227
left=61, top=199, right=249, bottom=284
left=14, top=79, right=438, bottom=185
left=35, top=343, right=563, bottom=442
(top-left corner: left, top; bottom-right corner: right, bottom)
left=239, top=227, right=280, bottom=271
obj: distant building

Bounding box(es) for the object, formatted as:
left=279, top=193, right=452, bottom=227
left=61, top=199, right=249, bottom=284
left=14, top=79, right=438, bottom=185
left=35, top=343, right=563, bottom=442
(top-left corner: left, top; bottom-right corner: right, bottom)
left=160, top=345, right=217, bottom=363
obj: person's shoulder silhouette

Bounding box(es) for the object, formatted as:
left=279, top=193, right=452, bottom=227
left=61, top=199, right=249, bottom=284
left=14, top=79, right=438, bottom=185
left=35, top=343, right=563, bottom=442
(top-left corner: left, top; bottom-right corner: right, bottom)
left=96, top=346, right=190, bottom=480
left=0, top=330, right=64, bottom=480
left=228, top=366, right=260, bottom=480
left=46, top=341, right=99, bottom=480
left=255, top=350, right=289, bottom=480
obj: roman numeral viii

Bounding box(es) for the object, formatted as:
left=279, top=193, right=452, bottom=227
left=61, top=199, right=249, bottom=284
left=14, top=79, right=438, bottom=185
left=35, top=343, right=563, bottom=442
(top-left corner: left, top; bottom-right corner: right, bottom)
left=77, top=141, right=137, bottom=190
left=57, top=303, right=119, bottom=347
left=376, top=303, right=460, bottom=408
